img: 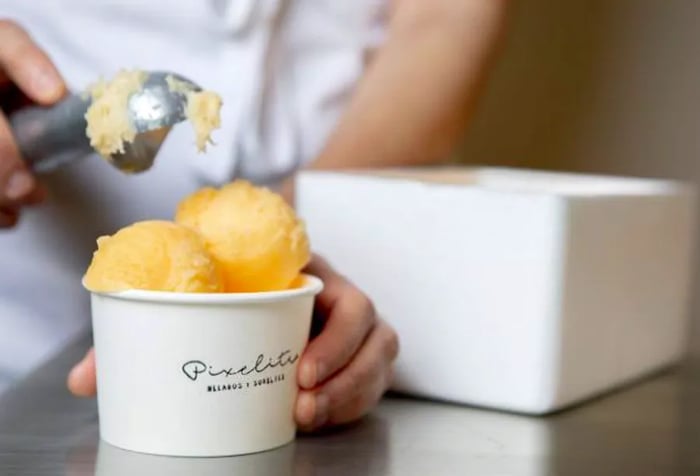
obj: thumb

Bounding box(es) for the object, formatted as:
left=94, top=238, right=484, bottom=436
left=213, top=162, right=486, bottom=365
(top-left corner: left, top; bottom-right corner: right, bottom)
left=67, top=347, right=97, bottom=397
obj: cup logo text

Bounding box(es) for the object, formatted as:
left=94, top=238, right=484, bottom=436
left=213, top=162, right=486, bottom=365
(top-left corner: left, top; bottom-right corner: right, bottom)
left=182, top=350, right=298, bottom=382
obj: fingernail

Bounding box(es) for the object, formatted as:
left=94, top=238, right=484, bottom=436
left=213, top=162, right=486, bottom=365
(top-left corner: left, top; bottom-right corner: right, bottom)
left=5, top=170, right=33, bottom=201
left=313, top=393, right=329, bottom=428
left=73, top=357, right=90, bottom=377
left=67, top=361, right=85, bottom=387
left=298, top=361, right=317, bottom=389
left=33, top=70, right=62, bottom=99
left=296, top=391, right=315, bottom=426
left=68, top=364, right=79, bottom=381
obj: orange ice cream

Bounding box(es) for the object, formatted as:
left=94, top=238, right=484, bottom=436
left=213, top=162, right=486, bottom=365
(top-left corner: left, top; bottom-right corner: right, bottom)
left=83, top=220, right=223, bottom=293
left=176, top=181, right=310, bottom=292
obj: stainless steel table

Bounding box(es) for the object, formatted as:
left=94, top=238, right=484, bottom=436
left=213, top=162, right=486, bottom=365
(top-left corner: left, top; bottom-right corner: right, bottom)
left=2, top=334, right=700, bottom=475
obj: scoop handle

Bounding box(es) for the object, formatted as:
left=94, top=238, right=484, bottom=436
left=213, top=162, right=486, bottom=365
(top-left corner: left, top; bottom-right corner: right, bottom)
left=8, top=94, right=94, bottom=173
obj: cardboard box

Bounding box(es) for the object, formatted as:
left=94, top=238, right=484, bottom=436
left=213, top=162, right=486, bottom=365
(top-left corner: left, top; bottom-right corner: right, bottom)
left=296, top=167, right=697, bottom=414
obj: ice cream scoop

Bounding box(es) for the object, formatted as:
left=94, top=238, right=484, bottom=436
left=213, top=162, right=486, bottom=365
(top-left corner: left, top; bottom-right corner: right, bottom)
left=83, top=220, right=224, bottom=293
left=9, top=71, right=211, bottom=174
left=176, top=181, right=311, bottom=292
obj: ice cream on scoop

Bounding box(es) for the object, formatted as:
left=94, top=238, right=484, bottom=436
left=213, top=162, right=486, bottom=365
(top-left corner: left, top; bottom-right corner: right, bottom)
left=84, top=69, right=223, bottom=160
left=83, top=220, right=223, bottom=293
left=176, top=181, right=311, bottom=292
left=165, top=74, right=222, bottom=152
left=84, top=69, right=147, bottom=159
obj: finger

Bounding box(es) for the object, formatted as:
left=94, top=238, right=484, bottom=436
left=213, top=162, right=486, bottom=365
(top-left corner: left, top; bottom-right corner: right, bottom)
left=1, top=83, right=34, bottom=114
left=294, top=390, right=330, bottom=432
left=67, top=348, right=97, bottom=397
left=297, top=284, right=376, bottom=389
left=298, top=255, right=378, bottom=388
left=303, top=254, right=347, bottom=284
left=294, top=390, right=316, bottom=430
left=306, top=323, right=399, bottom=430
left=23, top=181, right=47, bottom=205
left=0, top=20, right=66, bottom=104
left=0, top=113, right=36, bottom=205
left=303, top=255, right=347, bottom=314
left=2, top=171, right=44, bottom=206
left=306, top=256, right=373, bottom=325
left=327, top=375, right=386, bottom=427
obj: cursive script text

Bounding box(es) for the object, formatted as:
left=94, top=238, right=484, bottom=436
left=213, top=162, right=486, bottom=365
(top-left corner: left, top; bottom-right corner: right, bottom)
left=182, top=351, right=298, bottom=382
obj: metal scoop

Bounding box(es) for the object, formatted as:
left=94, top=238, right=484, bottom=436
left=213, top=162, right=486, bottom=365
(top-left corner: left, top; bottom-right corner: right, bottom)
left=8, top=71, right=201, bottom=174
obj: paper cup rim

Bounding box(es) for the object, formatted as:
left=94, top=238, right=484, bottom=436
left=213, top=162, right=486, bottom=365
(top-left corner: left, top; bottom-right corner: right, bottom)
left=83, top=274, right=324, bottom=304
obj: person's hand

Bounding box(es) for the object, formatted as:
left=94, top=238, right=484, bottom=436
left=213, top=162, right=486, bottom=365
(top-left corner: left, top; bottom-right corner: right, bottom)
left=0, top=20, right=66, bottom=227
left=67, top=255, right=400, bottom=432
left=294, top=255, right=399, bottom=431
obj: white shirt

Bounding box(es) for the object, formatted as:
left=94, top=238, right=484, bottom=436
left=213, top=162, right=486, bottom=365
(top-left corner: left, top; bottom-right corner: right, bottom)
left=0, top=0, right=387, bottom=390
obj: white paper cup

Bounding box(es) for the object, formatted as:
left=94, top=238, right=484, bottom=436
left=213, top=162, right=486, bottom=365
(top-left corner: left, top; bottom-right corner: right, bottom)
left=86, top=275, right=323, bottom=457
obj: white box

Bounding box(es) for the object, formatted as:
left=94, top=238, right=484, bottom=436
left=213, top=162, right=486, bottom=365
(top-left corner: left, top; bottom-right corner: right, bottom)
left=296, top=167, right=697, bottom=414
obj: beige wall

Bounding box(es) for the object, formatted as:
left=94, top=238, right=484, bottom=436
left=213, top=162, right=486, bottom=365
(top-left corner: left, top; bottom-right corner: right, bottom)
left=456, top=0, right=700, bottom=352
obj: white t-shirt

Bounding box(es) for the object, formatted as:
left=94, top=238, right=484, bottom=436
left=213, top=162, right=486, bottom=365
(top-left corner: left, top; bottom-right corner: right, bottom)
left=0, top=0, right=387, bottom=391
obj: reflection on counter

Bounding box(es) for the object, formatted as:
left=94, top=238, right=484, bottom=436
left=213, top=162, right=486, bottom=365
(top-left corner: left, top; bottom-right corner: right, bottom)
left=95, top=440, right=295, bottom=476
left=62, top=414, right=392, bottom=476
left=50, top=365, right=700, bottom=476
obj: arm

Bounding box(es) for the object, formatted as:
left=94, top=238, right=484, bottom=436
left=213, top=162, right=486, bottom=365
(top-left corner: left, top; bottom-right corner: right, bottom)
left=309, top=0, right=509, bottom=170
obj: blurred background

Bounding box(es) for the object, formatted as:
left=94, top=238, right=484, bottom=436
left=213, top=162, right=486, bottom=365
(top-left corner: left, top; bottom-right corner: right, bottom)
left=454, top=0, right=700, bottom=355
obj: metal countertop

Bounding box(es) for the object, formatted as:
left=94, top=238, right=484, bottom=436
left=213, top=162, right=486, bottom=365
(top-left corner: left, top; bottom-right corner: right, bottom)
left=1, top=334, right=699, bottom=475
